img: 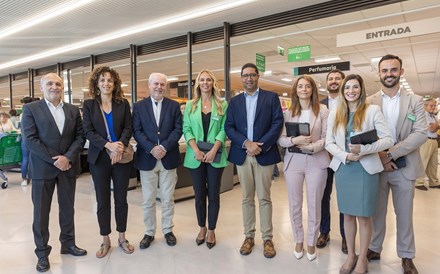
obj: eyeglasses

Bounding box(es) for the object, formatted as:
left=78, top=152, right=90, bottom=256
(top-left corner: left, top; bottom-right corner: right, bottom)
left=241, top=73, right=258, bottom=79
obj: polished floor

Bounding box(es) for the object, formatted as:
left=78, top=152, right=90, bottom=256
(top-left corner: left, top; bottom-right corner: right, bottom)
left=0, top=165, right=439, bottom=274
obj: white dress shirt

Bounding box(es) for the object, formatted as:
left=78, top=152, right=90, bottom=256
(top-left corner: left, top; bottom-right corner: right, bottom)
left=45, top=98, right=65, bottom=134
left=381, top=89, right=400, bottom=143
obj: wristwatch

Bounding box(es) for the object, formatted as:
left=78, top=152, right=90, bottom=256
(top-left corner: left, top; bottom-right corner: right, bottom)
left=386, top=151, right=393, bottom=160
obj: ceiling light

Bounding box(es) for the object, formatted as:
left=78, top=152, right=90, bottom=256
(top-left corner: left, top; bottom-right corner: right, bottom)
left=0, top=0, right=255, bottom=71
left=121, top=83, right=129, bottom=87
left=282, top=93, right=288, bottom=97
left=314, top=56, right=341, bottom=63
left=81, top=88, right=89, bottom=92
left=167, top=76, right=179, bottom=81
left=263, top=71, right=272, bottom=76
left=0, top=0, right=95, bottom=40
left=281, top=78, right=292, bottom=82
left=230, top=69, right=241, bottom=74
left=370, top=57, right=381, bottom=66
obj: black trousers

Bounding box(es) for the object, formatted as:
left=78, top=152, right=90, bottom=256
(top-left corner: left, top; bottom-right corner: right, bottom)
left=320, top=167, right=345, bottom=238
left=32, top=173, right=76, bottom=258
left=89, top=151, right=131, bottom=236
left=189, top=163, right=224, bottom=230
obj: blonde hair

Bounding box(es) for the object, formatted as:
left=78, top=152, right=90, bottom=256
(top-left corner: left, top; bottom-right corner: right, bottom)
left=333, top=74, right=368, bottom=134
left=289, top=75, right=320, bottom=117
left=190, top=69, right=224, bottom=115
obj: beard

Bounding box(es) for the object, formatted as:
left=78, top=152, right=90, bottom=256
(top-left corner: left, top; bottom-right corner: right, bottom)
left=380, top=75, right=400, bottom=88
left=327, top=85, right=339, bottom=94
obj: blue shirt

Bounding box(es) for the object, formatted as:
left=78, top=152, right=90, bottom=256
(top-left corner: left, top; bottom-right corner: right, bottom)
left=244, top=88, right=260, bottom=142
left=104, top=111, right=117, bottom=142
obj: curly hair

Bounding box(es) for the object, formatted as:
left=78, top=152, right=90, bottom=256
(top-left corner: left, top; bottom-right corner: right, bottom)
left=88, top=66, right=125, bottom=103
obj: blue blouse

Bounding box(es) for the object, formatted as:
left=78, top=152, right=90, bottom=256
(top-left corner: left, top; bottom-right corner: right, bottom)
left=104, top=111, right=117, bottom=142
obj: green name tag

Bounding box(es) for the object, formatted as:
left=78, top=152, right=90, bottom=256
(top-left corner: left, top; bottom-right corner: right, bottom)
left=407, top=113, right=416, bottom=122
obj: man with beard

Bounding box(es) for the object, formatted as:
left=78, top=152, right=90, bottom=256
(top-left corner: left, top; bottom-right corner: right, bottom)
left=316, top=69, right=347, bottom=254
left=366, top=54, right=426, bottom=274
left=225, top=63, right=283, bottom=258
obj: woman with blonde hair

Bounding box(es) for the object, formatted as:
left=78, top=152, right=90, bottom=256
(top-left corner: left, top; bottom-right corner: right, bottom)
left=326, top=74, right=393, bottom=274
left=183, top=69, right=228, bottom=249
left=278, top=75, right=329, bottom=261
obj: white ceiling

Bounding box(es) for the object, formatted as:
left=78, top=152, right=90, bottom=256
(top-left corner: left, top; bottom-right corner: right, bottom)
left=1, top=0, right=440, bottom=108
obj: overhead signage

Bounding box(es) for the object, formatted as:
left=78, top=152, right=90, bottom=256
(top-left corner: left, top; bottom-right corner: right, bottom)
left=256, top=53, right=266, bottom=72
left=337, top=17, right=440, bottom=47
left=288, top=45, right=311, bottom=62
left=277, top=46, right=285, bottom=56
left=294, top=61, right=350, bottom=76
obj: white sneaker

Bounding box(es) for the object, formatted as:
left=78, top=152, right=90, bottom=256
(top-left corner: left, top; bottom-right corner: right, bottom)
left=21, top=180, right=28, bottom=186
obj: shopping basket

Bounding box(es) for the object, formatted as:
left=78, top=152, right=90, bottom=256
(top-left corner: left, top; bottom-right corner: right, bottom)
left=0, top=133, right=23, bottom=189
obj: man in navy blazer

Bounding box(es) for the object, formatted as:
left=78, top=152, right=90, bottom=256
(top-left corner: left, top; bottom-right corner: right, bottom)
left=133, top=72, right=182, bottom=249
left=21, top=73, right=86, bottom=272
left=225, top=63, right=283, bottom=258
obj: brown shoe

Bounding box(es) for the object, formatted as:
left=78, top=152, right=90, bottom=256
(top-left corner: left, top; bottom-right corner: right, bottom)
left=239, top=238, right=254, bottom=255
left=316, top=233, right=330, bottom=248
left=402, top=258, right=418, bottom=274
left=341, top=238, right=348, bottom=254
left=415, top=185, right=428, bottom=191
left=366, top=248, right=381, bottom=261
left=263, top=240, right=276, bottom=258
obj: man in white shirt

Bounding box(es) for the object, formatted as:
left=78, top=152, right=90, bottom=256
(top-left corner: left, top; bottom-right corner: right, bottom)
left=366, top=54, right=427, bottom=274
left=22, top=73, right=86, bottom=272
left=415, top=98, right=440, bottom=190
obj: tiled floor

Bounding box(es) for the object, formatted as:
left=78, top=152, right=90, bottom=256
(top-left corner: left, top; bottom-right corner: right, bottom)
left=0, top=166, right=439, bottom=274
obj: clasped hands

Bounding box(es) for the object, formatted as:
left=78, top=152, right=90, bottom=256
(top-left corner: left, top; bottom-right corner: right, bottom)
left=107, top=141, right=125, bottom=165
left=194, top=148, right=217, bottom=163
left=292, top=135, right=313, bottom=153
left=346, top=144, right=362, bottom=162
left=150, top=145, right=166, bottom=160
left=245, top=141, right=263, bottom=157
left=378, top=151, right=398, bottom=172
left=52, top=155, right=71, bottom=171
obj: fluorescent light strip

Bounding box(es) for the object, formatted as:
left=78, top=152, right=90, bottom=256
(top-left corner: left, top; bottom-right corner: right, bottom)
left=0, top=0, right=95, bottom=39
left=0, top=0, right=254, bottom=71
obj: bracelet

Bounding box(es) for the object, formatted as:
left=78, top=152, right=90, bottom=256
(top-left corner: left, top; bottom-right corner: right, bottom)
left=290, top=136, right=294, bottom=144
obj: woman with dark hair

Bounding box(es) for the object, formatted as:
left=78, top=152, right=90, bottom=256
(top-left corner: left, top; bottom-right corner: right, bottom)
left=83, top=66, right=134, bottom=258
left=278, top=75, right=329, bottom=261
left=182, top=69, right=228, bottom=249
left=326, top=74, right=392, bottom=274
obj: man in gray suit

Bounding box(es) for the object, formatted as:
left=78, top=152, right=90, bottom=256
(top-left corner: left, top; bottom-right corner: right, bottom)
left=22, top=73, right=86, bottom=272
left=366, top=55, right=426, bottom=274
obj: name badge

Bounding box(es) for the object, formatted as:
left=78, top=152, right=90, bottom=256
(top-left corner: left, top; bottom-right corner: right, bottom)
left=212, top=115, right=220, bottom=121
left=407, top=113, right=416, bottom=122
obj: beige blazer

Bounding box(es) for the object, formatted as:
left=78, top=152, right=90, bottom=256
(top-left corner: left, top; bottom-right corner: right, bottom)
left=326, top=104, right=393, bottom=175
left=278, top=104, right=330, bottom=171
left=367, top=90, right=427, bottom=180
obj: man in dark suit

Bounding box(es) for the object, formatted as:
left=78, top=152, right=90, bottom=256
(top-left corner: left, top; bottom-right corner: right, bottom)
left=21, top=73, right=86, bottom=272
left=225, top=63, right=283, bottom=258
left=133, top=72, right=182, bottom=249
left=317, top=69, right=347, bottom=254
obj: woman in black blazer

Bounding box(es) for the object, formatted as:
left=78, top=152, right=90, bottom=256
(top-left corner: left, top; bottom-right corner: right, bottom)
left=83, top=66, right=134, bottom=258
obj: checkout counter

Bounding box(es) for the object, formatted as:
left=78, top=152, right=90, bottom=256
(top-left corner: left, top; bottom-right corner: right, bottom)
left=82, top=140, right=237, bottom=201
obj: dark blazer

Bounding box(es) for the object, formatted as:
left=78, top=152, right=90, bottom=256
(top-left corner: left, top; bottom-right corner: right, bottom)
left=82, top=99, right=133, bottom=165
left=320, top=97, right=329, bottom=107
left=21, top=100, right=85, bottom=180
left=133, top=96, right=182, bottom=171
left=225, top=89, right=283, bottom=166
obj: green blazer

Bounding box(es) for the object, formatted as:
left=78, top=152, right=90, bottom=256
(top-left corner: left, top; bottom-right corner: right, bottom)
left=183, top=98, right=228, bottom=168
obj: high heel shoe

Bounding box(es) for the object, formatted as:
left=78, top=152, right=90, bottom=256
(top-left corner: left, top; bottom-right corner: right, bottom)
left=339, top=255, right=358, bottom=274
left=294, top=249, right=304, bottom=259
left=196, top=228, right=207, bottom=246
left=206, top=230, right=216, bottom=249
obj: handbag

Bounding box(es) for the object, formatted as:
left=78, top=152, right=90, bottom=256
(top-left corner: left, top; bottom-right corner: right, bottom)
left=196, top=141, right=222, bottom=163
left=100, top=106, right=134, bottom=164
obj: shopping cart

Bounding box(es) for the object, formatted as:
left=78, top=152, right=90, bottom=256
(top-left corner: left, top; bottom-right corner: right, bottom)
left=0, top=133, right=23, bottom=189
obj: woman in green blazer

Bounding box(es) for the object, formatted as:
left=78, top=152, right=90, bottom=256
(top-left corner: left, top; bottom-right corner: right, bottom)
left=183, top=69, right=228, bottom=249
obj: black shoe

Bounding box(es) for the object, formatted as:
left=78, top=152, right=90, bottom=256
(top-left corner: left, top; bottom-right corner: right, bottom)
left=316, top=233, right=330, bottom=248
left=139, top=234, right=154, bottom=249
left=164, top=232, right=177, bottom=246
left=36, top=256, right=50, bottom=272
left=429, top=185, right=440, bottom=189
left=60, top=245, right=87, bottom=256
left=341, top=238, right=348, bottom=254
left=366, top=248, right=381, bottom=261
left=415, top=185, right=428, bottom=191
